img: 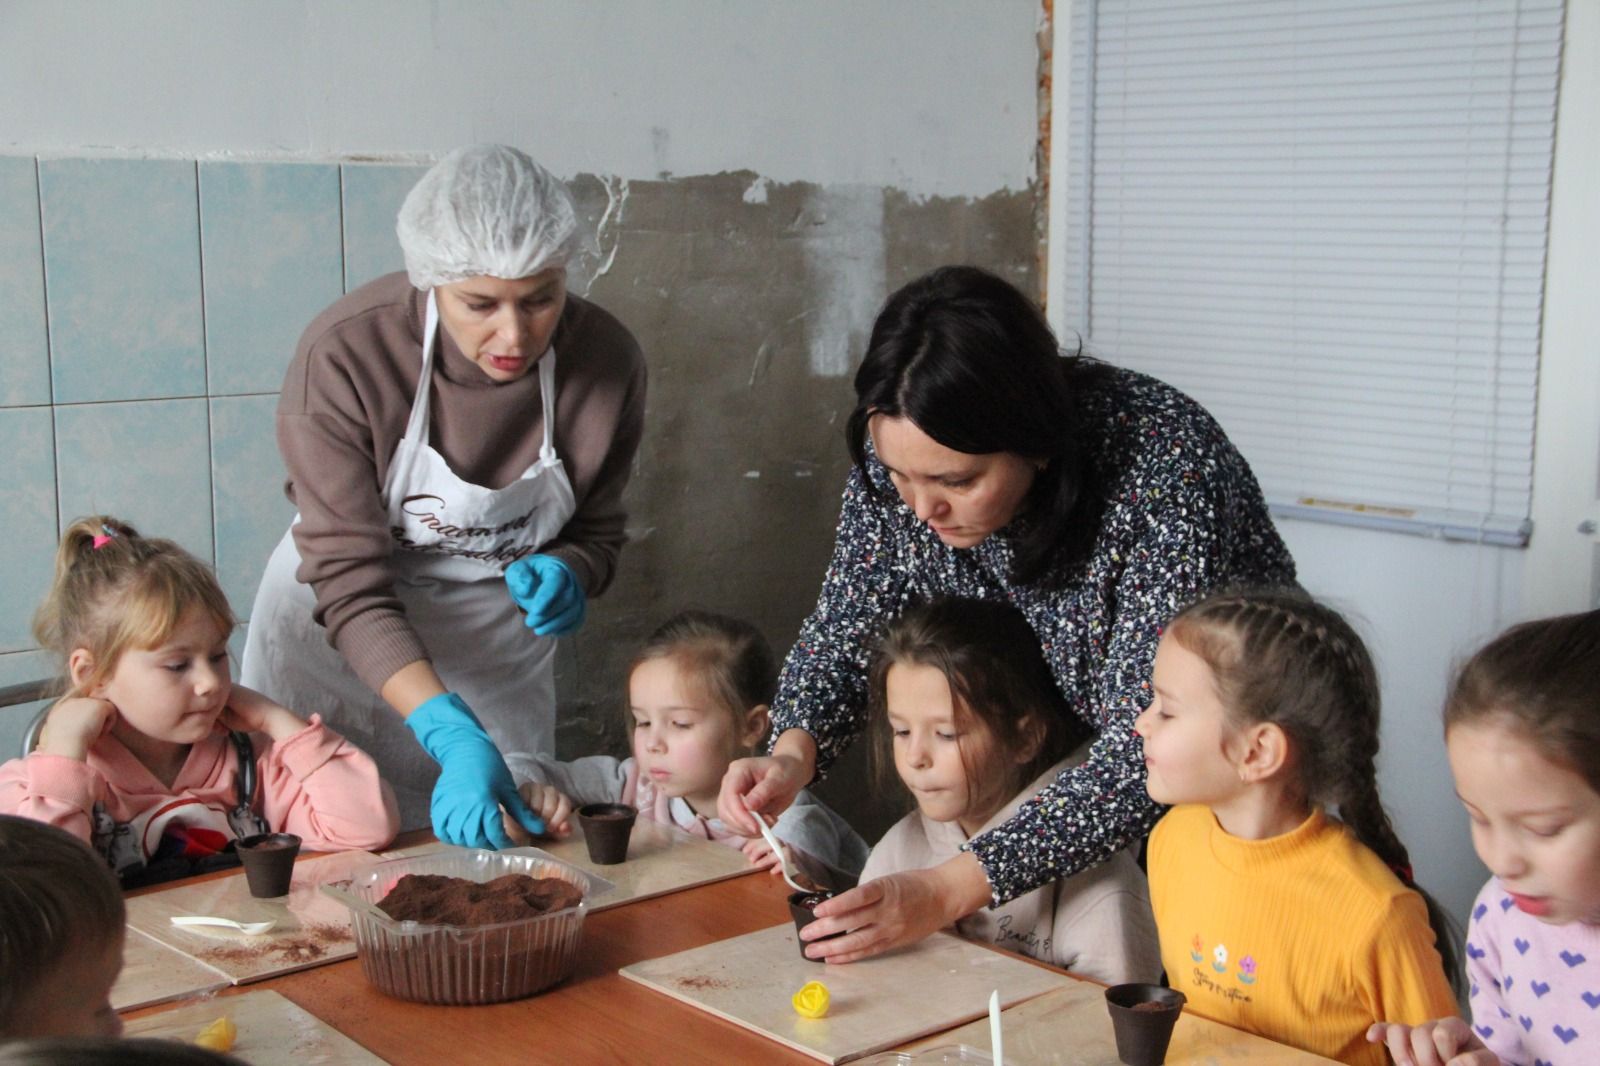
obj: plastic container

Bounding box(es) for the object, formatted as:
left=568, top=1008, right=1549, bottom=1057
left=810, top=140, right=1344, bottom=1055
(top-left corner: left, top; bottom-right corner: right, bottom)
left=856, top=1046, right=997, bottom=1064
left=786, top=889, right=843, bottom=960
left=576, top=802, right=637, bottom=864
left=321, top=848, right=610, bottom=1005
left=236, top=832, right=301, bottom=898
left=1104, top=983, right=1186, bottom=1065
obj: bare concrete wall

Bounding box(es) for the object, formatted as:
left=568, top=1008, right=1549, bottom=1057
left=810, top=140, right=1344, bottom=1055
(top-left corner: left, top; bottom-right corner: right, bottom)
left=556, top=172, right=1039, bottom=841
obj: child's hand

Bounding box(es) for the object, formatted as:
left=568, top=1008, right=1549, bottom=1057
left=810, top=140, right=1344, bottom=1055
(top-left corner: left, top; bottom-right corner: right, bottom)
left=742, top=834, right=779, bottom=871
left=220, top=684, right=307, bottom=741
left=503, top=782, right=574, bottom=845
left=38, top=697, right=118, bottom=759
left=1366, top=1018, right=1497, bottom=1066
left=742, top=834, right=794, bottom=878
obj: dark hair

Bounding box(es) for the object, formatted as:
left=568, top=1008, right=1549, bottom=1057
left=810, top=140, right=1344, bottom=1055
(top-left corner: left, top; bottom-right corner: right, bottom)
left=631, top=610, right=778, bottom=734
left=1444, top=609, right=1600, bottom=794
left=1169, top=588, right=1464, bottom=994
left=845, top=266, right=1113, bottom=586
left=32, top=515, right=235, bottom=697
left=0, top=1038, right=248, bottom=1066
left=0, top=817, right=126, bottom=1033
left=867, top=597, right=1088, bottom=821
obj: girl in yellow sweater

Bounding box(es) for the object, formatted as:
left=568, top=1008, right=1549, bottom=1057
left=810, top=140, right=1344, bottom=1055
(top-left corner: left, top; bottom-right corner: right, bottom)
left=1133, top=589, right=1461, bottom=1065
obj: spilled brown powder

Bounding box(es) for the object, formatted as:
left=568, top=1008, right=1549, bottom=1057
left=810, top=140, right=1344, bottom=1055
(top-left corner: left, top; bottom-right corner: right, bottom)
left=675, top=975, right=730, bottom=991
left=197, top=921, right=350, bottom=967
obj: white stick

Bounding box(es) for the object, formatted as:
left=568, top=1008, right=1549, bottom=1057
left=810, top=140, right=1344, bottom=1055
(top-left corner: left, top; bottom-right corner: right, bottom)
left=989, top=989, right=1003, bottom=1065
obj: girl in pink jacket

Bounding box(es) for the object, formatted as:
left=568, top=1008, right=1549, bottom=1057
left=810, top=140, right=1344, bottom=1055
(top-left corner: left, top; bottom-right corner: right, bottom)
left=0, top=516, right=398, bottom=884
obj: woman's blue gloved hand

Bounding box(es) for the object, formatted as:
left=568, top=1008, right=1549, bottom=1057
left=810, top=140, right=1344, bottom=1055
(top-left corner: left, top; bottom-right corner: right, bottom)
left=504, top=554, right=587, bottom=636
left=405, top=692, right=545, bottom=849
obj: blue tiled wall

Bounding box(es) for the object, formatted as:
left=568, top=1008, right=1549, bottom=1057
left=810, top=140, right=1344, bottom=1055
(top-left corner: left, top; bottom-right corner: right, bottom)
left=0, top=156, right=426, bottom=746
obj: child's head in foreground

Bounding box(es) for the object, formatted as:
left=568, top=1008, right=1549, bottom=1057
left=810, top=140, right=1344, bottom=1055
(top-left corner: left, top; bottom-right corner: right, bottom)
left=0, top=816, right=125, bottom=1038
left=0, top=1037, right=247, bottom=1065
left=868, top=597, right=1084, bottom=834
left=33, top=515, right=235, bottom=749
left=1444, top=608, right=1600, bottom=925
left=627, top=609, right=777, bottom=812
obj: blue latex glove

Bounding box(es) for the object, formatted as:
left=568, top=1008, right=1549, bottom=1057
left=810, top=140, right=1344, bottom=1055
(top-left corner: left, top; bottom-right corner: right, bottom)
left=405, top=692, right=544, bottom=849
left=504, top=554, right=587, bottom=636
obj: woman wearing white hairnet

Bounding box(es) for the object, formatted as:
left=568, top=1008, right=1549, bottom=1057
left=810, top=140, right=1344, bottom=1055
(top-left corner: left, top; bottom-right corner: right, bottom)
left=242, top=145, right=646, bottom=848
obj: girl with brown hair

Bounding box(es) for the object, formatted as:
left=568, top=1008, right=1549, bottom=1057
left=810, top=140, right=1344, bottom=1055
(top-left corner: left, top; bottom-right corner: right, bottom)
left=860, top=597, right=1160, bottom=984
left=1135, top=588, right=1460, bottom=1065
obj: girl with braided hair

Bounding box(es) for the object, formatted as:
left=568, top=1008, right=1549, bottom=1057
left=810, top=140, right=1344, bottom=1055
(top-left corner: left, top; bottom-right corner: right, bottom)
left=1134, top=588, right=1460, bottom=1065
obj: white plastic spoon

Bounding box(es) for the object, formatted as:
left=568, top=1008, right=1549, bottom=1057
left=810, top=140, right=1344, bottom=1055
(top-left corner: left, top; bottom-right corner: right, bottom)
left=170, top=915, right=277, bottom=936
left=749, top=806, right=809, bottom=893
left=989, top=989, right=1003, bottom=1065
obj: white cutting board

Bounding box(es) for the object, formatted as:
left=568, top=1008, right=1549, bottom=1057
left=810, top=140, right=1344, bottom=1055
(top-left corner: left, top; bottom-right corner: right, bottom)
left=622, top=924, right=1071, bottom=1064
left=123, top=988, right=385, bottom=1064
left=125, top=850, right=383, bottom=984
left=112, top=926, right=230, bottom=1012
left=908, top=979, right=1339, bottom=1065
left=388, top=818, right=755, bottom=911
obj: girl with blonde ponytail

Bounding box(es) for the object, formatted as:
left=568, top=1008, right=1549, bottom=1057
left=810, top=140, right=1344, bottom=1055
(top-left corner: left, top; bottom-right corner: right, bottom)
left=0, top=517, right=397, bottom=884
left=1134, top=588, right=1459, bottom=1065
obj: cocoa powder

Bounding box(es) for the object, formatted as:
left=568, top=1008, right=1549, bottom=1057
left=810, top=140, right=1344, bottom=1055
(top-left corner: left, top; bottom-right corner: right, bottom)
left=378, top=873, right=582, bottom=926
left=197, top=921, right=351, bottom=968
left=675, top=975, right=729, bottom=991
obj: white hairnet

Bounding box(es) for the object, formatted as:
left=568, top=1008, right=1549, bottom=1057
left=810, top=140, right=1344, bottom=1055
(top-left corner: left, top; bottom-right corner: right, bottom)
left=396, top=144, right=595, bottom=290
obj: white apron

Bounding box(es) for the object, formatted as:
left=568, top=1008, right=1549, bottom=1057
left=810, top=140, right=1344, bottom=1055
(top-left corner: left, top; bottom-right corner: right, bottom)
left=242, top=291, right=577, bottom=829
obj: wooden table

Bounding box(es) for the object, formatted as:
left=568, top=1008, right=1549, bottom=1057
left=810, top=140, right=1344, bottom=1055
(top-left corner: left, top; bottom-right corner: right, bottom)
left=125, top=838, right=1333, bottom=1065
left=128, top=855, right=821, bottom=1066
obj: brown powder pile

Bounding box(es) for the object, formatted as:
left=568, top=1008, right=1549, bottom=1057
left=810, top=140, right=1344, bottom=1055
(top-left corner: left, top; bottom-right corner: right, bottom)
left=378, top=873, right=582, bottom=926
left=1131, top=1001, right=1177, bottom=1013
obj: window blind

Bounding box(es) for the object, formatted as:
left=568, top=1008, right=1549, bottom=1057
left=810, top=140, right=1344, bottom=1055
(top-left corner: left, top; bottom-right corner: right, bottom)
left=1060, top=0, right=1564, bottom=546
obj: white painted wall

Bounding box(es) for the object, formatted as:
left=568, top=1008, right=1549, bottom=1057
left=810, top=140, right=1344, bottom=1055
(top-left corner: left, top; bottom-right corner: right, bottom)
left=1048, top=1, right=1600, bottom=928
left=0, top=0, right=1039, bottom=198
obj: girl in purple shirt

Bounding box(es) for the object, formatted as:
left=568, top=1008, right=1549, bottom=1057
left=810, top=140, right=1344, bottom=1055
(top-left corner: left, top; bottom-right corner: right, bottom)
left=1370, top=609, right=1600, bottom=1066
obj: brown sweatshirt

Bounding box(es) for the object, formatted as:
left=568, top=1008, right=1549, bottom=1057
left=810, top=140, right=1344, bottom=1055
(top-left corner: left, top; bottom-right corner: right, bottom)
left=276, top=272, right=647, bottom=693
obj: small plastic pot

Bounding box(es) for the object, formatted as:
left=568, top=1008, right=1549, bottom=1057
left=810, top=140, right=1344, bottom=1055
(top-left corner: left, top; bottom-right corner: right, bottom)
left=576, top=803, right=637, bottom=864
left=787, top=889, right=847, bottom=961
left=1104, top=983, right=1186, bottom=1066
left=236, top=832, right=302, bottom=898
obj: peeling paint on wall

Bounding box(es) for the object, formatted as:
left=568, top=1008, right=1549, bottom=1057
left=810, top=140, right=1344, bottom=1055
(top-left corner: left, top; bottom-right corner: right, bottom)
left=557, top=170, right=1036, bottom=838
left=587, top=176, right=630, bottom=285
left=743, top=176, right=772, bottom=205
left=798, top=186, right=888, bottom=378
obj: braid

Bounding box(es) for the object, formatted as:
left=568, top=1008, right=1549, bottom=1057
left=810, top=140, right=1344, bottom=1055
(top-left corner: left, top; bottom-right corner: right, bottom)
left=1171, top=588, right=1464, bottom=994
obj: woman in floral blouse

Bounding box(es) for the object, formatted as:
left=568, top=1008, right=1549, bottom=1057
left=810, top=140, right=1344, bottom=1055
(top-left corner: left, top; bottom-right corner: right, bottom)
left=719, top=265, right=1296, bottom=962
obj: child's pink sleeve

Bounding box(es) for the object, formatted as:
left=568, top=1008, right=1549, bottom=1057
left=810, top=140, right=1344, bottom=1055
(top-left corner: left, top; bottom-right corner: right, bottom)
left=0, top=753, right=104, bottom=845
left=256, top=715, right=399, bottom=851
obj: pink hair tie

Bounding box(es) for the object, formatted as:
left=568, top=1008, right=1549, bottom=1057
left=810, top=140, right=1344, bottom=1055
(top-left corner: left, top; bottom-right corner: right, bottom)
left=92, top=525, right=116, bottom=550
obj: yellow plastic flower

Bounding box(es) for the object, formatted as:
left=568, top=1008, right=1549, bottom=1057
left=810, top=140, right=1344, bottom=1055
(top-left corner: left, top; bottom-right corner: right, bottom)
left=792, top=980, right=830, bottom=1019
left=195, top=1016, right=237, bottom=1053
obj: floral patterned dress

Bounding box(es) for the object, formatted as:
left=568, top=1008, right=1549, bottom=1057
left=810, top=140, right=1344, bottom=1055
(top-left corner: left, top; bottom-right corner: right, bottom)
left=770, top=364, right=1296, bottom=903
